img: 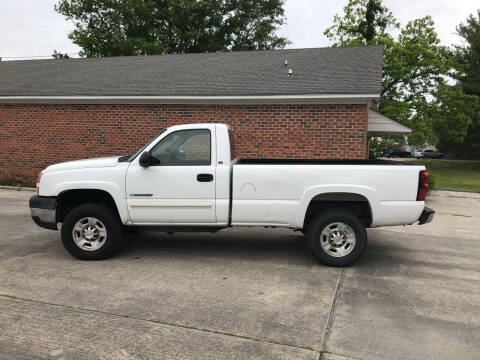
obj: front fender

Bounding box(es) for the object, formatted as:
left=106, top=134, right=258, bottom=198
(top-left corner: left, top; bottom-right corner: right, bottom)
left=295, top=184, right=380, bottom=228
left=52, top=181, right=129, bottom=224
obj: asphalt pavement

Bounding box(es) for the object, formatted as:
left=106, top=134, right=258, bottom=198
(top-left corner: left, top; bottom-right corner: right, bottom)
left=0, top=189, right=478, bottom=359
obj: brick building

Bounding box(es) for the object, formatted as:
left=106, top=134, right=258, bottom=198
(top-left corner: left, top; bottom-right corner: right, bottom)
left=0, top=46, right=404, bottom=185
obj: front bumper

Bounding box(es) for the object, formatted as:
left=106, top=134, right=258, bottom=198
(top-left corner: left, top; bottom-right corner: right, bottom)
left=418, top=206, right=435, bottom=225
left=29, top=195, right=57, bottom=230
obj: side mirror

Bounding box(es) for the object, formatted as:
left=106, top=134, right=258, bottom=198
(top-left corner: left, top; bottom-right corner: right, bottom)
left=139, top=151, right=152, bottom=167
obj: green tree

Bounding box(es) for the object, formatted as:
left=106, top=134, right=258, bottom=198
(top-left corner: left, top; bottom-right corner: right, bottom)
left=456, top=10, right=480, bottom=96
left=324, top=0, right=453, bottom=147
left=428, top=84, right=479, bottom=147
left=52, top=50, right=70, bottom=59
left=381, top=17, right=452, bottom=146
left=453, top=10, right=480, bottom=155
left=324, top=0, right=398, bottom=46
left=55, top=0, right=289, bottom=57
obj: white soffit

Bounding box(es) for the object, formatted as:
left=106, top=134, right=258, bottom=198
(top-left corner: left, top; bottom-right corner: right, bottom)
left=368, top=109, right=411, bottom=134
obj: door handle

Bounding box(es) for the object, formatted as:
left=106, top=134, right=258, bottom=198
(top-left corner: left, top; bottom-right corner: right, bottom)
left=197, top=173, right=214, bottom=182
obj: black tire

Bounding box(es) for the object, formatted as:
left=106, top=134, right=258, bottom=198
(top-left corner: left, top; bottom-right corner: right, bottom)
left=61, top=203, right=122, bottom=260
left=307, top=209, right=367, bottom=267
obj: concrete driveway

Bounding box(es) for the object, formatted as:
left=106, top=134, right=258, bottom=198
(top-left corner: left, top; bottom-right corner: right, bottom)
left=0, top=188, right=479, bottom=359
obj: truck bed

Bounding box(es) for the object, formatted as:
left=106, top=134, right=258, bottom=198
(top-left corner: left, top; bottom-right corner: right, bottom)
left=231, top=160, right=424, bottom=228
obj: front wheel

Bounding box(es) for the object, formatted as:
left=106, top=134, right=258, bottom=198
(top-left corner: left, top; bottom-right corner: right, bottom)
left=307, top=209, right=367, bottom=267
left=61, top=203, right=123, bottom=260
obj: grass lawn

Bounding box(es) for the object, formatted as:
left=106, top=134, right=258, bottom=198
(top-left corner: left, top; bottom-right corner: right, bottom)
left=410, top=159, right=480, bottom=192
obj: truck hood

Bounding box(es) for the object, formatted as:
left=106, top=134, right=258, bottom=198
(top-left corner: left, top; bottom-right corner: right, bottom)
left=43, top=157, right=120, bottom=173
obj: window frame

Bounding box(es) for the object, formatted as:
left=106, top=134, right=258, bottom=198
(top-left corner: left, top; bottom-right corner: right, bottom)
left=127, top=129, right=166, bottom=162
left=146, top=128, right=212, bottom=167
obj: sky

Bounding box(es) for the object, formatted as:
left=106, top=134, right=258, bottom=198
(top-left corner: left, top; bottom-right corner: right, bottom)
left=0, top=0, right=478, bottom=60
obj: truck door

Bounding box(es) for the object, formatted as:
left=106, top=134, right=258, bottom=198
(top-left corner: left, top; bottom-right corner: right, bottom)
left=125, top=126, right=216, bottom=225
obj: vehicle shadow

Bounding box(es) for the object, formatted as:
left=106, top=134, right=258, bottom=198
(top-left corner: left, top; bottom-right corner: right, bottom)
left=118, top=228, right=317, bottom=266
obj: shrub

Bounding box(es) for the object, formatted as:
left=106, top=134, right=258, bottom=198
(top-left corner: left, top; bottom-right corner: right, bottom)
left=426, top=168, right=437, bottom=194
left=0, top=173, right=24, bottom=187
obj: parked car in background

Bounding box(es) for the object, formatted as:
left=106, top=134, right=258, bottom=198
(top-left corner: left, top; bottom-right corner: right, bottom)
left=414, top=150, right=424, bottom=159
left=420, top=149, right=444, bottom=159
left=384, top=148, right=412, bottom=158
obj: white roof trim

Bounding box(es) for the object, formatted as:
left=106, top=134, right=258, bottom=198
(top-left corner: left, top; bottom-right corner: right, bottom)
left=0, top=94, right=380, bottom=105
left=368, top=109, right=412, bottom=134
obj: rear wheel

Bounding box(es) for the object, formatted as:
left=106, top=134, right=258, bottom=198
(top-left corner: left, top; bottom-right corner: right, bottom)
left=61, top=203, right=122, bottom=260
left=307, top=209, right=367, bottom=267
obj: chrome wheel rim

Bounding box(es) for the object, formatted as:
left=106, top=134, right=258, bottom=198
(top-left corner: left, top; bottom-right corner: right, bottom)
left=72, top=217, right=107, bottom=251
left=320, top=222, right=356, bottom=258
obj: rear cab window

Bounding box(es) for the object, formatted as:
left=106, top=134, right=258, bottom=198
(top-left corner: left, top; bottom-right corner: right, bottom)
left=228, top=129, right=237, bottom=161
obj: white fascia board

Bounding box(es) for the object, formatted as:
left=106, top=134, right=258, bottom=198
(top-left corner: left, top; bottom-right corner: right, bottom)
left=0, top=94, right=380, bottom=105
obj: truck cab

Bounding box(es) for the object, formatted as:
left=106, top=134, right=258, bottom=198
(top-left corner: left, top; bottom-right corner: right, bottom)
left=125, top=123, right=232, bottom=226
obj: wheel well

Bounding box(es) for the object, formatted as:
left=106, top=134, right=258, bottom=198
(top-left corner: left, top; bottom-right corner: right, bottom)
left=56, top=189, right=120, bottom=222
left=303, top=193, right=372, bottom=229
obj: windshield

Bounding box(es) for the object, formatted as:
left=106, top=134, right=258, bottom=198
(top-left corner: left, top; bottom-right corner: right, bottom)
left=120, top=130, right=166, bottom=162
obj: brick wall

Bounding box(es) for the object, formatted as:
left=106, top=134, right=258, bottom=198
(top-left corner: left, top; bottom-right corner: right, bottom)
left=0, top=103, right=368, bottom=185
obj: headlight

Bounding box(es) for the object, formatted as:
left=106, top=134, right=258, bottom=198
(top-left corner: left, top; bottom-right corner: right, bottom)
left=36, top=172, right=42, bottom=195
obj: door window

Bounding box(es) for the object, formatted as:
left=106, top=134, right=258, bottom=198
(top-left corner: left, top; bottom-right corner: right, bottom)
left=150, top=129, right=211, bottom=166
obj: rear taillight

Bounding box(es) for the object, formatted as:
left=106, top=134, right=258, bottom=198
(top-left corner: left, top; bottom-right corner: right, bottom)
left=417, top=170, right=428, bottom=201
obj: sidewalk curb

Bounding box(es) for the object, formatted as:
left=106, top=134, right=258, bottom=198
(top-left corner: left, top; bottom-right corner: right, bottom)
left=0, top=185, right=35, bottom=192
left=436, top=188, right=480, bottom=195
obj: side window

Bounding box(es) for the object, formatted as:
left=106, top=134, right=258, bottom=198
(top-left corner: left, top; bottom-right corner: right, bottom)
left=150, top=129, right=211, bottom=166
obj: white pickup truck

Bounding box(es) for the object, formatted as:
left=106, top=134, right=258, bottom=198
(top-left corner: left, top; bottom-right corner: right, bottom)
left=30, top=123, right=434, bottom=266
